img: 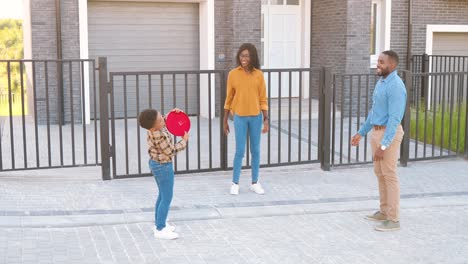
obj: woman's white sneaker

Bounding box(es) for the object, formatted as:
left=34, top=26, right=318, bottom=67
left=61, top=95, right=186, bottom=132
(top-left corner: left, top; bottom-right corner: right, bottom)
left=153, top=227, right=178, bottom=240
left=250, top=183, right=265, bottom=194
left=153, top=223, right=175, bottom=233
left=230, top=183, right=239, bottom=195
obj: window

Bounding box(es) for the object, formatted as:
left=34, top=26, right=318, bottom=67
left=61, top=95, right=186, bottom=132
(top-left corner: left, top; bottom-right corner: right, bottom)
left=370, top=0, right=391, bottom=68
left=370, top=3, right=377, bottom=55
left=262, top=0, right=298, bottom=5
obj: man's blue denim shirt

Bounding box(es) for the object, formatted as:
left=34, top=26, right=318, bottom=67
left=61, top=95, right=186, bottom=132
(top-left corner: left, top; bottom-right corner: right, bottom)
left=358, top=70, right=407, bottom=147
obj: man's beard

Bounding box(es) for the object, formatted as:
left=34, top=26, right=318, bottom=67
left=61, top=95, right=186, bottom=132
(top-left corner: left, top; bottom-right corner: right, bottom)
left=377, top=67, right=390, bottom=77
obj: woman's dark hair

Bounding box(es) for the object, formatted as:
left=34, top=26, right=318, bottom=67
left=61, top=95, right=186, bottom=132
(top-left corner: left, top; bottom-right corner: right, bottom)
left=138, top=109, right=159, bottom=130
left=236, top=43, right=260, bottom=71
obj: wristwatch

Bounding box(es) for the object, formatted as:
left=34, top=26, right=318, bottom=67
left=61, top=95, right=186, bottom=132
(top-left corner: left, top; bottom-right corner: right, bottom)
left=380, top=145, right=387, bottom=151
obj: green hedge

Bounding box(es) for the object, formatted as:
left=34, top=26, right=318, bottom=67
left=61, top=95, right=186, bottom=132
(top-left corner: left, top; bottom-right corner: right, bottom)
left=410, top=103, right=466, bottom=153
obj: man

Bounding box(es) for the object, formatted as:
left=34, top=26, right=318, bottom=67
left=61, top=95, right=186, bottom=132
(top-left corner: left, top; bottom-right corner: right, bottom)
left=351, top=50, right=406, bottom=232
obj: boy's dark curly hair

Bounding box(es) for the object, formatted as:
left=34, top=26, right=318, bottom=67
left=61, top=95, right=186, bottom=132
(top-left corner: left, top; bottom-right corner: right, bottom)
left=138, top=109, right=159, bottom=130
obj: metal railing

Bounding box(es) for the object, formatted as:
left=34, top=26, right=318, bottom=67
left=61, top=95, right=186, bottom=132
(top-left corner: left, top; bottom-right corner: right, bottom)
left=410, top=71, right=468, bottom=160
left=98, top=58, right=321, bottom=178
left=2, top=58, right=466, bottom=178
left=326, top=68, right=468, bottom=167
left=0, top=59, right=101, bottom=172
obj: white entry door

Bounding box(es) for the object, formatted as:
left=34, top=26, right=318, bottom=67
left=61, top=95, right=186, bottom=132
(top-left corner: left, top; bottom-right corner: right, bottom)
left=262, top=4, right=301, bottom=98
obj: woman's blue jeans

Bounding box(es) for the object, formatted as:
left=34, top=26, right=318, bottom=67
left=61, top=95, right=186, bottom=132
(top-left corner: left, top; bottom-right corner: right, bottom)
left=232, top=113, right=262, bottom=184
left=149, top=159, right=174, bottom=231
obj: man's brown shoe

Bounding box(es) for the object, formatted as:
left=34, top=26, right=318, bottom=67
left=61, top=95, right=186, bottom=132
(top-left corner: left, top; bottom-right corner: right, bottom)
left=365, top=211, right=386, bottom=221
left=375, top=220, right=400, bottom=232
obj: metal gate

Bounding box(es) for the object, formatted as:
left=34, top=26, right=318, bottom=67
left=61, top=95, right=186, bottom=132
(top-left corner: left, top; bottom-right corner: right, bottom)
left=328, top=69, right=468, bottom=168
left=0, top=59, right=101, bottom=172
left=97, top=57, right=323, bottom=179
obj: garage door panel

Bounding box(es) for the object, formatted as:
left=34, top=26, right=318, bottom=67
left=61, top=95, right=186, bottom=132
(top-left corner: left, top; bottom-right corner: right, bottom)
left=110, top=75, right=200, bottom=117
left=433, top=32, right=468, bottom=56
left=88, top=1, right=200, bottom=118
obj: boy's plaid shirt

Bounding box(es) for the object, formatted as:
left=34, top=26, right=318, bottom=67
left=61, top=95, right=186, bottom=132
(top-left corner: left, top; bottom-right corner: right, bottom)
left=147, top=127, right=187, bottom=163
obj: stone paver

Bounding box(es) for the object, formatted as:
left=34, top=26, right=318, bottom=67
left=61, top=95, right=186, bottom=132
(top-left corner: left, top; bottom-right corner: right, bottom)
left=0, top=158, right=467, bottom=263
left=1, top=205, right=467, bottom=264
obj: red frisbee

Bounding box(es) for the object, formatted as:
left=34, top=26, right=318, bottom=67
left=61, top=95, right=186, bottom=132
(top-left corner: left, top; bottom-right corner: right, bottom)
left=165, top=111, right=191, bottom=136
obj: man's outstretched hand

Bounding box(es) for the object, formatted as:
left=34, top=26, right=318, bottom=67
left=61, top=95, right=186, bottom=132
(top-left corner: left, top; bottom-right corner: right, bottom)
left=351, top=133, right=362, bottom=146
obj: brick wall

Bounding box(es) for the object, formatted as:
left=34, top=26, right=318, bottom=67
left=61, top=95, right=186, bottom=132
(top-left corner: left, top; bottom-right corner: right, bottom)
left=392, top=0, right=468, bottom=70
left=311, top=0, right=348, bottom=99
left=30, top=0, right=82, bottom=124
left=345, top=0, right=372, bottom=74
left=215, top=0, right=261, bottom=71
left=214, top=0, right=261, bottom=113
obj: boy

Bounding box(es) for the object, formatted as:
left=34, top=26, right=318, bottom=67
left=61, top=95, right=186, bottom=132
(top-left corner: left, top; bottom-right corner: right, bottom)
left=138, top=108, right=189, bottom=240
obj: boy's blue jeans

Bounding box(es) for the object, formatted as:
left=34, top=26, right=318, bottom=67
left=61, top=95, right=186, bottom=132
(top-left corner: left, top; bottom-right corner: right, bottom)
left=149, top=159, right=174, bottom=231
left=232, top=113, right=263, bottom=184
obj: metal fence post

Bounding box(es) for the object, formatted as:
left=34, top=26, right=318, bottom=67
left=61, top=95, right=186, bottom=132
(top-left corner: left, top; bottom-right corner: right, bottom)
left=421, top=53, right=429, bottom=98
left=220, top=70, right=228, bottom=170
left=319, top=67, right=332, bottom=171
left=400, top=70, right=412, bottom=166
left=98, top=57, right=111, bottom=180
left=465, top=78, right=468, bottom=159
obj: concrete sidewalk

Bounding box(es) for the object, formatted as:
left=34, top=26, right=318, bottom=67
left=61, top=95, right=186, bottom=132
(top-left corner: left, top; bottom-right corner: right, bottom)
left=1, top=158, right=468, bottom=263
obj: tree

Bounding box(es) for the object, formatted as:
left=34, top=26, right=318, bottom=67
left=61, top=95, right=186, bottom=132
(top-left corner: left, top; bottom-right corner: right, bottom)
left=0, top=19, right=23, bottom=94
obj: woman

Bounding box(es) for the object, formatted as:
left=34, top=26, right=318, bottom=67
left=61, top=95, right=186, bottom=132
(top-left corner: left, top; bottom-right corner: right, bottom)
left=223, top=43, right=269, bottom=195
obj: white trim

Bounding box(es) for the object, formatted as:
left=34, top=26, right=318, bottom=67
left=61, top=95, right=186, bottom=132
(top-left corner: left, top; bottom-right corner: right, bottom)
left=79, top=0, right=90, bottom=124
left=425, top=24, right=468, bottom=55
left=425, top=25, right=468, bottom=110
left=301, top=0, right=310, bottom=98
left=22, top=0, right=34, bottom=117
left=199, top=0, right=215, bottom=118
left=384, top=0, right=391, bottom=50
left=370, top=0, right=391, bottom=68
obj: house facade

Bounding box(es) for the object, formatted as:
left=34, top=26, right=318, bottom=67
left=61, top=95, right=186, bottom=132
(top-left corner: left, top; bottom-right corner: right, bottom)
left=22, top=0, right=468, bottom=122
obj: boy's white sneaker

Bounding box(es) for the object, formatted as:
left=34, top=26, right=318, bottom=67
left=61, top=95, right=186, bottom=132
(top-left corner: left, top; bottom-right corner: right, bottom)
left=230, top=183, right=239, bottom=195
left=153, top=227, right=178, bottom=240
left=250, top=183, right=265, bottom=194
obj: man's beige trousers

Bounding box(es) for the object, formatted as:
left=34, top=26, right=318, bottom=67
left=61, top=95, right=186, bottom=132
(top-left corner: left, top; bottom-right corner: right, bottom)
left=370, top=125, right=404, bottom=221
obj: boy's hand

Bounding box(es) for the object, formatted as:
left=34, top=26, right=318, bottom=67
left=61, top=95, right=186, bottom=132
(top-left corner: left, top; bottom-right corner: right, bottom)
left=182, top=131, right=189, bottom=141
left=172, top=108, right=184, bottom=113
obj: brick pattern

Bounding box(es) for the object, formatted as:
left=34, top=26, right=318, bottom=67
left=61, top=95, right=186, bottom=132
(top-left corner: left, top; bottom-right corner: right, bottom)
left=1, top=160, right=468, bottom=263
left=392, top=0, right=468, bottom=71
left=214, top=0, right=261, bottom=114
left=345, top=0, right=372, bottom=74
left=30, top=0, right=82, bottom=124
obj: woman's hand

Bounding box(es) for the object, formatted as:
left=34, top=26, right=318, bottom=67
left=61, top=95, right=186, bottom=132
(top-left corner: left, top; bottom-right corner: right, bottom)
left=183, top=131, right=189, bottom=141
left=262, top=119, right=269, bottom=134
left=223, top=120, right=230, bottom=136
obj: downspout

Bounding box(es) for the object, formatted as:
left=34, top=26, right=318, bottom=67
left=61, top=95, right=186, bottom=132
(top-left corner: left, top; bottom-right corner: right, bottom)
left=310, top=0, right=313, bottom=72
left=405, top=0, right=413, bottom=71
left=55, top=0, right=64, bottom=124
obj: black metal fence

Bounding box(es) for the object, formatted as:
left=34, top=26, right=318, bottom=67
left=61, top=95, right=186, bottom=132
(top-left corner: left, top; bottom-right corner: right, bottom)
left=412, top=54, right=468, bottom=99
left=0, top=59, right=101, bottom=172
left=101, top=60, right=321, bottom=179
left=1, top=58, right=467, bottom=178
left=412, top=54, right=468, bottom=74
left=327, top=69, right=468, bottom=168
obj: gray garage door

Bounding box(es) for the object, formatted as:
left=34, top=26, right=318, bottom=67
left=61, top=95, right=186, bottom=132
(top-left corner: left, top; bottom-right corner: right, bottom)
left=88, top=1, right=200, bottom=118
left=433, top=32, right=468, bottom=56
left=431, top=32, right=468, bottom=105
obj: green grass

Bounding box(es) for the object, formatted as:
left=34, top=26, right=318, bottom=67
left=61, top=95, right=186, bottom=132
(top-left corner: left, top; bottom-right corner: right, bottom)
left=0, top=93, right=28, bottom=116
left=410, top=102, right=467, bottom=153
